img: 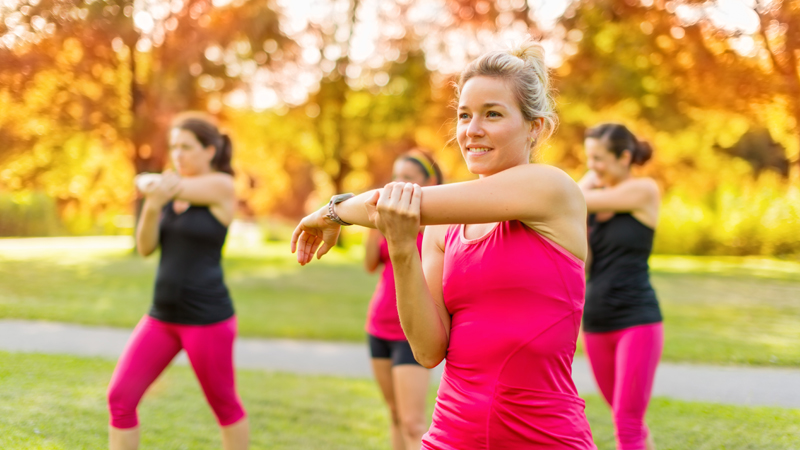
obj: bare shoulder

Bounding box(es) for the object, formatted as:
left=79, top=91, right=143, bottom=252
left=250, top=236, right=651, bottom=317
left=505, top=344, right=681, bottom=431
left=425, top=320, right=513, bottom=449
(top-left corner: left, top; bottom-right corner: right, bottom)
left=423, top=224, right=450, bottom=252
left=200, top=172, right=235, bottom=192
left=620, top=177, right=660, bottom=198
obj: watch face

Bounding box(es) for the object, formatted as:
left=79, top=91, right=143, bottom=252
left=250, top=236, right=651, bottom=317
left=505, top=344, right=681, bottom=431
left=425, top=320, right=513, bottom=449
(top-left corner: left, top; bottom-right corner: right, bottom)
left=332, top=193, right=355, bottom=204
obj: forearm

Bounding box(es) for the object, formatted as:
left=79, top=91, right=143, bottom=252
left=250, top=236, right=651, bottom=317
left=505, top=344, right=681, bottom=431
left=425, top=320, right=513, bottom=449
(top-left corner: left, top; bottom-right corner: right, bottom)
left=334, top=190, right=379, bottom=228
left=391, top=247, right=449, bottom=368
left=364, top=230, right=381, bottom=272
left=135, top=200, right=161, bottom=257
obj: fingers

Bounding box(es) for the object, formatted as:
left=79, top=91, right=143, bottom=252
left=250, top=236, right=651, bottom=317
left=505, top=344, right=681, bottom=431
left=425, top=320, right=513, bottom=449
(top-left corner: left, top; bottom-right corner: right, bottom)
left=398, top=182, right=415, bottom=212
left=409, top=184, right=422, bottom=216
left=291, top=223, right=303, bottom=253
left=317, top=241, right=333, bottom=259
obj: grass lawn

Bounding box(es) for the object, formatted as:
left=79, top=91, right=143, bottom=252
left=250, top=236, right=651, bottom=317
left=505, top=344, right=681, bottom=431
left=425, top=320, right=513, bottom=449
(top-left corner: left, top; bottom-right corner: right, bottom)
left=1, top=238, right=799, bottom=366
left=0, top=351, right=798, bottom=450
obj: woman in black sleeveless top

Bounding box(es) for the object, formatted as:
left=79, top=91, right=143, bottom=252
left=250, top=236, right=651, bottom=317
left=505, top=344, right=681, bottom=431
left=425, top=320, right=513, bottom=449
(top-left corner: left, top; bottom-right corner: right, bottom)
left=107, top=113, right=248, bottom=449
left=579, top=124, right=663, bottom=450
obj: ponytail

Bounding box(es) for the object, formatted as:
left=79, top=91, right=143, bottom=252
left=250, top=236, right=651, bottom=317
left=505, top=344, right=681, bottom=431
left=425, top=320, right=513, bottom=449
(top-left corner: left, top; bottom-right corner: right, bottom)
left=585, top=123, right=654, bottom=167
left=212, top=134, right=234, bottom=175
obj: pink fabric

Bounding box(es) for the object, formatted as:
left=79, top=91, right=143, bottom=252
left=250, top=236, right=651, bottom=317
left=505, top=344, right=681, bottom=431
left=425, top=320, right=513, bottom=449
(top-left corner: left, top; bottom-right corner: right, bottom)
left=423, top=221, right=596, bottom=449
left=365, top=233, right=424, bottom=341
left=107, top=315, right=245, bottom=429
left=583, top=323, right=663, bottom=450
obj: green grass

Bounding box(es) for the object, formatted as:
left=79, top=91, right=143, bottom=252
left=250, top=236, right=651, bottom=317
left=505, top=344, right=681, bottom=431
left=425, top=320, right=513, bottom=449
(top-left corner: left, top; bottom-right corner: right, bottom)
left=1, top=352, right=798, bottom=449
left=1, top=238, right=799, bottom=366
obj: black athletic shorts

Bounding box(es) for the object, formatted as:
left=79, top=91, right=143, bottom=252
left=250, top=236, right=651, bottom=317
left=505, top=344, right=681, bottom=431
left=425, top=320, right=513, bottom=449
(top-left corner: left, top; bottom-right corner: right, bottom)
left=368, top=334, right=421, bottom=367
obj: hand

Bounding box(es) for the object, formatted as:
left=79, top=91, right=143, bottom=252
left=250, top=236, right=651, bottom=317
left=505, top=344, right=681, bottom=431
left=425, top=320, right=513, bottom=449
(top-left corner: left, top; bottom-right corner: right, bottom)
left=135, top=173, right=161, bottom=194
left=579, top=170, right=603, bottom=190
left=291, top=207, right=341, bottom=265
left=365, top=182, right=422, bottom=252
left=143, top=171, right=181, bottom=208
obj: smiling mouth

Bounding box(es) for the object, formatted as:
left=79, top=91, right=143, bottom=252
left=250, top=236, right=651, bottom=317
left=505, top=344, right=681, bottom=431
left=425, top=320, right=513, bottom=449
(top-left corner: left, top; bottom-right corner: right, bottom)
left=467, top=147, right=491, bottom=153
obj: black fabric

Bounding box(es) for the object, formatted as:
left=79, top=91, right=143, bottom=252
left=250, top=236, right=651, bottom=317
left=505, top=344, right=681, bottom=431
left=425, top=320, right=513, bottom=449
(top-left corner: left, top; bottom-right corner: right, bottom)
left=368, top=334, right=421, bottom=366
left=583, top=213, right=663, bottom=333
left=149, top=202, right=234, bottom=325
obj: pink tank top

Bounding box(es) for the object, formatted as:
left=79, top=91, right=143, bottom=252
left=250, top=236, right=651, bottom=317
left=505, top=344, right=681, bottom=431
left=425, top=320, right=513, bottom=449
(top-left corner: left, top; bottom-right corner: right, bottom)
left=365, top=233, right=423, bottom=341
left=422, top=221, right=596, bottom=449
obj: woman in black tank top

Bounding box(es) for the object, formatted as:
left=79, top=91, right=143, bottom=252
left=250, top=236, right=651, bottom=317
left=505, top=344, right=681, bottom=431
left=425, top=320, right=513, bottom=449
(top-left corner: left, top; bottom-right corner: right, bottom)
left=107, top=113, right=248, bottom=449
left=578, top=124, right=663, bottom=450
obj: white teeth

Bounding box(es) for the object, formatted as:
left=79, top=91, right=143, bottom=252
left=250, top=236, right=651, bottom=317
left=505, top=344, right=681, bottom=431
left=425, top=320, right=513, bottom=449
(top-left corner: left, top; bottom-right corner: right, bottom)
left=468, top=147, right=490, bottom=153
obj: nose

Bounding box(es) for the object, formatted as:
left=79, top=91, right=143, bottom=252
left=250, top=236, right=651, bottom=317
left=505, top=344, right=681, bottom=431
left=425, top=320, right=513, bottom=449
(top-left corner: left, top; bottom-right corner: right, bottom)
left=466, top=117, right=485, bottom=138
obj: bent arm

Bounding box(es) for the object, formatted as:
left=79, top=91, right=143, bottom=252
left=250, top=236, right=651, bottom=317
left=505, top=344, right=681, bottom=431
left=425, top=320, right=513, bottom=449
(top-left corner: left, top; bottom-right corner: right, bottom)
left=583, top=178, right=659, bottom=213
left=364, top=229, right=382, bottom=273
left=394, top=226, right=450, bottom=368
left=136, top=200, right=161, bottom=257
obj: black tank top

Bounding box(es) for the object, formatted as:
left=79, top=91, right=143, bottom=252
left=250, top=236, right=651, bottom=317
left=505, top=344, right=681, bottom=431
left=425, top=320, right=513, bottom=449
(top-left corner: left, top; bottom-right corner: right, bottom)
left=583, top=213, right=662, bottom=333
left=149, top=202, right=234, bottom=325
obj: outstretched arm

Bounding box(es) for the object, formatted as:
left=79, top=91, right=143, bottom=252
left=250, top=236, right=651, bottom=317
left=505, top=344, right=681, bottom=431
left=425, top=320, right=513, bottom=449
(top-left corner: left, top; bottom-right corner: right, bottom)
left=292, top=164, right=586, bottom=263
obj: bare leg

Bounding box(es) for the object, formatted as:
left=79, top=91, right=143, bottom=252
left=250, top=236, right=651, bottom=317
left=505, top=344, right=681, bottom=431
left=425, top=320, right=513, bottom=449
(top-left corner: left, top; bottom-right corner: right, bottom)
left=109, top=426, right=139, bottom=450
left=372, top=358, right=404, bottom=450
left=392, top=365, right=429, bottom=450
left=221, top=417, right=249, bottom=450
left=645, top=430, right=656, bottom=450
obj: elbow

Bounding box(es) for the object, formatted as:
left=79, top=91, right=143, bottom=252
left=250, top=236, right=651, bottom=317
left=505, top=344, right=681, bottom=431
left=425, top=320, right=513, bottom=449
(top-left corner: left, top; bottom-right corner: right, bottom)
left=136, top=244, right=155, bottom=257
left=412, top=347, right=446, bottom=369
left=416, top=353, right=444, bottom=369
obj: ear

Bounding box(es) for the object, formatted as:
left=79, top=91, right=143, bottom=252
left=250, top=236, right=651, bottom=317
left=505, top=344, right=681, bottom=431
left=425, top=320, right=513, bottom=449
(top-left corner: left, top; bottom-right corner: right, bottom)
left=204, top=145, right=216, bottom=162
left=619, top=149, right=633, bottom=166
left=529, top=118, right=544, bottom=145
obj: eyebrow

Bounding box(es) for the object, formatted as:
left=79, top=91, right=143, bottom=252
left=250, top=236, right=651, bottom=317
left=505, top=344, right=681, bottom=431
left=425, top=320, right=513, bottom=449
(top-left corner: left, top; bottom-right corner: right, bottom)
left=458, top=102, right=506, bottom=110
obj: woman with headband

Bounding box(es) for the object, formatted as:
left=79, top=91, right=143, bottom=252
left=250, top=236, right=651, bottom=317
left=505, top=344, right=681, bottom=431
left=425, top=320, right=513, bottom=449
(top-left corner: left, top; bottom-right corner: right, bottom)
left=364, top=149, right=442, bottom=450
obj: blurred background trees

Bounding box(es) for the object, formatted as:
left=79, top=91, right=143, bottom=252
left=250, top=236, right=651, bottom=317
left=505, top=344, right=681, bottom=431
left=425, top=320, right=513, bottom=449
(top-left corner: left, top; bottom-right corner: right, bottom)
left=0, top=0, right=797, bottom=256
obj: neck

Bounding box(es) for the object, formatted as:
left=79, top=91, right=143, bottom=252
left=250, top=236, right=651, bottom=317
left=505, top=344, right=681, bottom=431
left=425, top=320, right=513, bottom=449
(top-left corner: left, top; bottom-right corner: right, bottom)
left=606, top=172, right=631, bottom=187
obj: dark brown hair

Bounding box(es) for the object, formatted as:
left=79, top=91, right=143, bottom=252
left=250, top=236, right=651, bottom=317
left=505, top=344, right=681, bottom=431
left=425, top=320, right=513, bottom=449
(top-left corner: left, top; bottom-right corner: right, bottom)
left=400, top=149, right=443, bottom=185
left=585, top=123, right=653, bottom=166
left=172, top=113, right=234, bottom=175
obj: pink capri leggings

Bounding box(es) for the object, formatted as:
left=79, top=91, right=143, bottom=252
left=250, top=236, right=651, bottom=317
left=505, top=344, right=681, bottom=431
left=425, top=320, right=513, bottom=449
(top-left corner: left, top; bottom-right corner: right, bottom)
left=107, top=315, right=246, bottom=429
left=583, top=322, right=663, bottom=450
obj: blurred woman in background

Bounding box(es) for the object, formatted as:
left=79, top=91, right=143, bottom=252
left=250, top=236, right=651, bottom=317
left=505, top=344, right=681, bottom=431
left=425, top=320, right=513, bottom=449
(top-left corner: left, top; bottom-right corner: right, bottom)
left=364, top=149, right=442, bottom=450
left=107, top=113, right=248, bottom=450
left=579, top=123, right=663, bottom=450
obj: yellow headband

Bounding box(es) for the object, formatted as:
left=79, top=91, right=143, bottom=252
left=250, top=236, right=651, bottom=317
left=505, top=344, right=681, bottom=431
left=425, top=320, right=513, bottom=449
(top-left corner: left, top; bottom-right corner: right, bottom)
left=405, top=154, right=436, bottom=180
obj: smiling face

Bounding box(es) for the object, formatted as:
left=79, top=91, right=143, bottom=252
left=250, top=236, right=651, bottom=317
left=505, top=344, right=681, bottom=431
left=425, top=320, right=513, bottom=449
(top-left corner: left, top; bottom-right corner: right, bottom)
left=456, top=76, right=536, bottom=177
left=584, top=137, right=631, bottom=186
left=169, top=128, right=215, bottom=177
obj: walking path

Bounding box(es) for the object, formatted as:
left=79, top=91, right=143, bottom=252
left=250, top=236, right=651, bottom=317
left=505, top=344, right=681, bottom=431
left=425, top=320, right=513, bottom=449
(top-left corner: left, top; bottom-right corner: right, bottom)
left=2, top=319, right=799, bottom=409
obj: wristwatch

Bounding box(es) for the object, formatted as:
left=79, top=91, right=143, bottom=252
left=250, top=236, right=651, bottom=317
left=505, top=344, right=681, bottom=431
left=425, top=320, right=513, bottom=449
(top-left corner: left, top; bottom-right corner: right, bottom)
left=325, top=193, right=355, bottom=226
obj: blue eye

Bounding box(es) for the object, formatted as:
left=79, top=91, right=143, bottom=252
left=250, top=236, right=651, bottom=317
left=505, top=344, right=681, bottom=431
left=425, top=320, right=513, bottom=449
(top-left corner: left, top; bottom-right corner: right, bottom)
left=487, top=111, right=500, bottom=117
left=459, top=113, right=470, bottom=119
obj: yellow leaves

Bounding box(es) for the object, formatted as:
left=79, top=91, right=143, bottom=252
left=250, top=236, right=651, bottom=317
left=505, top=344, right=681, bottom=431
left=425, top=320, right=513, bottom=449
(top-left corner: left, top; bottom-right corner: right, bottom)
left=593, top=27, right=620, bottom=54
left=57, top=37, right=84, bottom=66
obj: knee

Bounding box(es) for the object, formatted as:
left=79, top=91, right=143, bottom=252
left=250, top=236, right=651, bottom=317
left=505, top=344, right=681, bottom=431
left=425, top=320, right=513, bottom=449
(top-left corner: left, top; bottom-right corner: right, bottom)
left=209, top=395, right=246, bottom=427
left=107, top=384, right=139, bottom=429
left=399, top=414, right=427, bottom=440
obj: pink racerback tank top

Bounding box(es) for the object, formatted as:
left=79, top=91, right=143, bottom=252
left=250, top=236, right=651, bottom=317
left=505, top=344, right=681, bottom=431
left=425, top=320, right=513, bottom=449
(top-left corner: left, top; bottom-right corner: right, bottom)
left=365, top=233, right=424, bottom=341
left=422, top=221, right=596, bottom=449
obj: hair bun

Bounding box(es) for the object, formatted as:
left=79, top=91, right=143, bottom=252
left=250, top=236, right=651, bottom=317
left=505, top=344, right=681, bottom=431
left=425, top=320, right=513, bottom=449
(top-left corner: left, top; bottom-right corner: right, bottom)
left=633, top=140, right=653, bottom=165
left=509, top=40, right=546, bottom=66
